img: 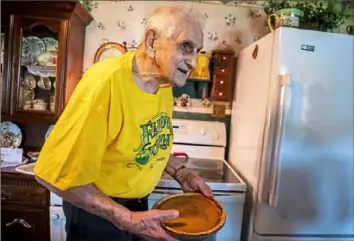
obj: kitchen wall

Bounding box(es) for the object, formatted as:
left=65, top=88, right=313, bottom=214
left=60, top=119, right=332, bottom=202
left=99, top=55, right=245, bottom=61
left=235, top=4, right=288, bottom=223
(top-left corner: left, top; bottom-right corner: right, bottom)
left=82, top=1, right=270, bottom=71
left=81, top=0, right=353, bottom=71
left=79, top=0, right=353, bottom=156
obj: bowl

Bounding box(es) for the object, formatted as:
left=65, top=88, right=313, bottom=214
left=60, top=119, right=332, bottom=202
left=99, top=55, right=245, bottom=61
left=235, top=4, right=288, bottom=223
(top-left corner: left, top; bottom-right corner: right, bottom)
left=27, top=151, right=40, bottom=162
left=152, top=193, right=226, bottom=241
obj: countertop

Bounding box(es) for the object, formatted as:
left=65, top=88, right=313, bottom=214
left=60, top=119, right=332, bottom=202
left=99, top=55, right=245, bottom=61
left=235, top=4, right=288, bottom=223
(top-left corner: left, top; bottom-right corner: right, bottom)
left=1, top=164, right=36, bottom=180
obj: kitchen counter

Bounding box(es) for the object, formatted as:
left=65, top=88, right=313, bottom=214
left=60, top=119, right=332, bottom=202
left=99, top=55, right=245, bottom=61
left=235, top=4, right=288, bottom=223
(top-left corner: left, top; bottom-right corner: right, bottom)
left=1, top=162, right=36, bottom=176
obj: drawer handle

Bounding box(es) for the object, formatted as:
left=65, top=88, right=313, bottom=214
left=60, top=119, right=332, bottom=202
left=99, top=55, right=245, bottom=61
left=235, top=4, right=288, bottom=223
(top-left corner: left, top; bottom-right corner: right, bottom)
left=219, top=92, right=223, bottom=96
left=222, top=56, right=226, bottom=60
left=6, top=218, right=33, bottom=229
left=220, top=80, right=224, bottom=84
left=1, top=190, right=13, bottom=200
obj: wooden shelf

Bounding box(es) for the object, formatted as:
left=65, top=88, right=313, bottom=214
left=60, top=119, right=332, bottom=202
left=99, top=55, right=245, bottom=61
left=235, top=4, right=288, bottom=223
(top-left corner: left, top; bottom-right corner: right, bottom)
left=173, top=98, right=231, bottom=115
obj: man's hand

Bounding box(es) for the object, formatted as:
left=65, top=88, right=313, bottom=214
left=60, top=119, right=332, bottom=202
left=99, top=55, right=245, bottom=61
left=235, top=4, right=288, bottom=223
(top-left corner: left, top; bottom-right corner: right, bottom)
left=175, top=168, right=213, bottom=198
left=165, top=154, right=214, bottom=198
left=121, top=209, right=179, bottom=241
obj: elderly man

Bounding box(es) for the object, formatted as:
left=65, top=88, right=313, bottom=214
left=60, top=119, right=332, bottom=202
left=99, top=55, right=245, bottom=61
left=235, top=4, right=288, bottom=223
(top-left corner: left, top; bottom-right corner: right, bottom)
left=34, top=4, right=211, bottom=241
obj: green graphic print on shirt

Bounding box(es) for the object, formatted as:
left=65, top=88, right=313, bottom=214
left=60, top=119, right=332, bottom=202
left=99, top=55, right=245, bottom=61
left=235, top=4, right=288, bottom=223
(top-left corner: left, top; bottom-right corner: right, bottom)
left=130, top=113, right=173, bottom=171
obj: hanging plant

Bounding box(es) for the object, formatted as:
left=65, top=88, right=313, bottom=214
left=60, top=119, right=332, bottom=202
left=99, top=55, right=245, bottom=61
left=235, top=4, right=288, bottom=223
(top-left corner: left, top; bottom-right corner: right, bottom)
left=263, top=0, right=353, bottom=32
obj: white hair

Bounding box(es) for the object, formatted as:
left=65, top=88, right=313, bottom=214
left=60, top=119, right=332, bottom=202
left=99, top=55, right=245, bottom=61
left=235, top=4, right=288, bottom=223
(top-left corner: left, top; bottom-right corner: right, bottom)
left=144, top=4, right=206, bottom=39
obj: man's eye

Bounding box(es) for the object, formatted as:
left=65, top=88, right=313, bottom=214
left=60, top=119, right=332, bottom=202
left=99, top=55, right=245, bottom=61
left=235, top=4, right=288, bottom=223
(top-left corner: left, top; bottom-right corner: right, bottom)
left=181, top=42, right=193, bottom=53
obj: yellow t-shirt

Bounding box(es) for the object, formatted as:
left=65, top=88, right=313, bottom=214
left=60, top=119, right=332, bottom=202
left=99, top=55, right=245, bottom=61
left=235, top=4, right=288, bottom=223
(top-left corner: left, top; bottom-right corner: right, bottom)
left=34, top=52, right=174, bottom=198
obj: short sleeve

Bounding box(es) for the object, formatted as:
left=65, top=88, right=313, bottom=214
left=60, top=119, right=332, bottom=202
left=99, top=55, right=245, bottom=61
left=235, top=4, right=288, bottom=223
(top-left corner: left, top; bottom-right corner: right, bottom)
left=34, top=78, right=111, bottom=191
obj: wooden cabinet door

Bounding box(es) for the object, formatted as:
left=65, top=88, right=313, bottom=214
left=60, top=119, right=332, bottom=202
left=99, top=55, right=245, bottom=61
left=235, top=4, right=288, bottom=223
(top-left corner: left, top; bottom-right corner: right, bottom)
left=1, top=206, right=49, bottom=241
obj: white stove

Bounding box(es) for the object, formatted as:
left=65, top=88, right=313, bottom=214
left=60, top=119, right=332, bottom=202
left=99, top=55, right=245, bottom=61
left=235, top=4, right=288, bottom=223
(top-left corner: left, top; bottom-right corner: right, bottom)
left=148, top=119, right=247, bottom=241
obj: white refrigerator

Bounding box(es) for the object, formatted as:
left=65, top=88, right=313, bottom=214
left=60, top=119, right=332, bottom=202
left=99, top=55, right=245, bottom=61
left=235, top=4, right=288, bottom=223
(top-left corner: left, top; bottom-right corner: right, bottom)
left=228, top=27, right=353, bottom=241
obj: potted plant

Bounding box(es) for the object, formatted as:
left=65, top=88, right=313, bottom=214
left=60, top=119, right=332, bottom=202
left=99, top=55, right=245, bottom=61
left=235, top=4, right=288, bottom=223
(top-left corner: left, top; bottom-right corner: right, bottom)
left=263, top=0, right=353, bottom=32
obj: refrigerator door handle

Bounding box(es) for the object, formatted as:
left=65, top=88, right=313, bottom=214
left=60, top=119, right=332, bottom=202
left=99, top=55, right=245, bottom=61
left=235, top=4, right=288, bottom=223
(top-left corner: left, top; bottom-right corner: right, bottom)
left=268, top=74, right=291, bottom=207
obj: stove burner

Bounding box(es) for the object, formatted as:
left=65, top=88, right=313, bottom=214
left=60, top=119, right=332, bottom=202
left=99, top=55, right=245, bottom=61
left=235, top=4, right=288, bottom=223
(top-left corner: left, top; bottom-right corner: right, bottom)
left=198, top=171, right=223, bottom=181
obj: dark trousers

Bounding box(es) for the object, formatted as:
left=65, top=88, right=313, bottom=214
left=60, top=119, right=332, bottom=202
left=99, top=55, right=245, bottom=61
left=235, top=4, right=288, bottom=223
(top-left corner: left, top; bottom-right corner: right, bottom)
left=63, top=196, right=148, bottom=241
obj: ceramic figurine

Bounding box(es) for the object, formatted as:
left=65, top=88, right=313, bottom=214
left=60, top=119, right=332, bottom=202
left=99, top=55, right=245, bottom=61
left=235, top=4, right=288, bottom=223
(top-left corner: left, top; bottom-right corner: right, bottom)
left=176, top=94, right=192, bottom=108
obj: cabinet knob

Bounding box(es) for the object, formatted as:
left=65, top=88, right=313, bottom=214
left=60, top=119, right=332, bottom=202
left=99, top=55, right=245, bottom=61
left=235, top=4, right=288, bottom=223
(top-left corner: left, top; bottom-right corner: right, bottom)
left=221, top=69, right=225, bottom=73
left=220, top=80, right=224, bottom=84
left=1, top=190, right=13, bottom=200
left=219, top=92, right=223, bottom=96
left=222, top=56, right=226, bottom=60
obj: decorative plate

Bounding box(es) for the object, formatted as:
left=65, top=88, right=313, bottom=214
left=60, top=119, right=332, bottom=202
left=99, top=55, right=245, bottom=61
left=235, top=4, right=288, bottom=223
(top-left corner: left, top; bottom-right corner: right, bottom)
left=21, top=37, right=33, bottom=65
left=42, top=37, right=58, bottom=52
left=26, top=36, right=46, bottom=61
left=0, top=121, right=23, bottom=148
left=45, top=125, right=54, bottom=140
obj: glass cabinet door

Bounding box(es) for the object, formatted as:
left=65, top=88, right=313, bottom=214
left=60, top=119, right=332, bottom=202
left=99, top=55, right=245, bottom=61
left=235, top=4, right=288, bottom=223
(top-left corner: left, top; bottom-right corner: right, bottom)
left=1, top=19, right=11, bottom=115
left=11, top=16, right=62, bottom=120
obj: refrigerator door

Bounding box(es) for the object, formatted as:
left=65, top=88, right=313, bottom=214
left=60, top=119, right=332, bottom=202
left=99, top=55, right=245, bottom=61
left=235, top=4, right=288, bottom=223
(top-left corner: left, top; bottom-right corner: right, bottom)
left=255, top=28, right=354, bottom=237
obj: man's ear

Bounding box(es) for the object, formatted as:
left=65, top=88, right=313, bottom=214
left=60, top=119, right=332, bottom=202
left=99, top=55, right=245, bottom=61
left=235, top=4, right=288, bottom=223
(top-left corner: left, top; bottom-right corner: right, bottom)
left=144, top=29, right=156, bottom=58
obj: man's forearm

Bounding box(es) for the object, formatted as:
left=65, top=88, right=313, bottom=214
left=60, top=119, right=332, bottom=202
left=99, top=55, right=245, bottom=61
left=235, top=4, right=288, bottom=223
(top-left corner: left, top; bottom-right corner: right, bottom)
left=164, top=154, right=185, bottom=179
left=35, top=176, right=131, bottom=229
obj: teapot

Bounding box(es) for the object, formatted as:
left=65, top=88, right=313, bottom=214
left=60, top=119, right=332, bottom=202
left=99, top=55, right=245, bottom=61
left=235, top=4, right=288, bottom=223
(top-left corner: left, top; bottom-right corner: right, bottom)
left=268, top=8, right=304, bottom=32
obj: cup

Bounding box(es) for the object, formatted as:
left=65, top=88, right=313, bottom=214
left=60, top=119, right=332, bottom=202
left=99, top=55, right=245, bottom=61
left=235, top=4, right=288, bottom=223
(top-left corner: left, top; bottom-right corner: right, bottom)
left=33, top=101, right=48, bottom=111
left=32, top=99, right=45, bottom=104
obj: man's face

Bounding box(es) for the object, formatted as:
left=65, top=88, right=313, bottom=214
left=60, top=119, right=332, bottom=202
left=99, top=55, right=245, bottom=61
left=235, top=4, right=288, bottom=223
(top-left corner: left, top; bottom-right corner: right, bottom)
left=153, top=25, right=204, bottom=87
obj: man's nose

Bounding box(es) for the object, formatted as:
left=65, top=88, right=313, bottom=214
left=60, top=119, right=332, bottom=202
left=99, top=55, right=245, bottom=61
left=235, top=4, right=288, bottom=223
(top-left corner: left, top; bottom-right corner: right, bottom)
left=186, top=54, right=197, bottom=70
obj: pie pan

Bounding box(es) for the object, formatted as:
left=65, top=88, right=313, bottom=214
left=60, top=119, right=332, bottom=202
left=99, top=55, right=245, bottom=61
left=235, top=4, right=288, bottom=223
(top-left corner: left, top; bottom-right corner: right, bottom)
left=152, top=193, right=226, bottom=241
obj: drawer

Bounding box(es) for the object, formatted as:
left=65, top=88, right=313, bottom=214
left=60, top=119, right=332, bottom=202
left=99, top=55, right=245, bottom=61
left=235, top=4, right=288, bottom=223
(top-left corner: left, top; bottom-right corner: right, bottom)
left=213, top=76, right=229, bottom=89
left=1, top=206, right=49, bottom=241
left=1, top=185, right=48, bottom=207
left=213, top=54, right=232, bottom=64
left=210, top=87, right=231, bottom=101
left=215, top=66, right=231, bottom=75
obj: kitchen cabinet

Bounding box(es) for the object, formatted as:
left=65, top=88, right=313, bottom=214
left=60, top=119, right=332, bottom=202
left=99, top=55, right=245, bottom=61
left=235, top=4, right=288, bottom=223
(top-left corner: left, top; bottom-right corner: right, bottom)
left=1, top=0, right=93, bottom=124
left=1, top=168, right=50, bottom=241
left=210, top=52, right=236, bottom=102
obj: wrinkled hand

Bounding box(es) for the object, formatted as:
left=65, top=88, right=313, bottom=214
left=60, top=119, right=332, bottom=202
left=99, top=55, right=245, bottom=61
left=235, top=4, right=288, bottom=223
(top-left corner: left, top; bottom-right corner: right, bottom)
left=176, top=168, right=213, bottom=198
left=122, top=209, right=179, bottom=241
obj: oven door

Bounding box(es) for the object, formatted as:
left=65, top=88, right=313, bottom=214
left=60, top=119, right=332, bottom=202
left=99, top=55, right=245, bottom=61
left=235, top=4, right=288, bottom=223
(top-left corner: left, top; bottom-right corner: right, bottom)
left=148, top=188, right=246, bottom=241
left=50, top=206, right=66, bottom=241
